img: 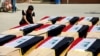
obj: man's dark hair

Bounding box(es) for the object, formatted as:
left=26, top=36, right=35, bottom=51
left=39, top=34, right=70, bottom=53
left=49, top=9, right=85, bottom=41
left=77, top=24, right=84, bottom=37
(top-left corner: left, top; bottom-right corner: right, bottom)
left=28, top=5, right=34, bottom=10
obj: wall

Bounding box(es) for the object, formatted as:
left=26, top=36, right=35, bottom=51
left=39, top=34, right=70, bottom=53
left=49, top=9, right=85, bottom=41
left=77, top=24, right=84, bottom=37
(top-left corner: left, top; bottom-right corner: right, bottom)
left=16, top=0, right=100, bottom=3
left=69, top=0, right=100, bottom=3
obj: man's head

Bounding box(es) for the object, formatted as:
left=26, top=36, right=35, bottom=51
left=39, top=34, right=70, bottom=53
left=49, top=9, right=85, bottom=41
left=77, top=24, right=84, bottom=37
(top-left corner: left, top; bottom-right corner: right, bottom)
left=27, top=5, right=34, bottom=13
left=28, top=5, right=34, bottom=11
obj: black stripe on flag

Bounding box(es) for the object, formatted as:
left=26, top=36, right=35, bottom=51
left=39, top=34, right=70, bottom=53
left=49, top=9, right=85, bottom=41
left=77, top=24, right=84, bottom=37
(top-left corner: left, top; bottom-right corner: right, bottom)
left=70, top=17, right=79, bottom=25
left=78, top=25, right=89, bottom=37
left=16, top=36, right=44, bottom=54
left=48, top=25, right=65, bottom=36
left=86, top=39, right=100, bottom=56
left=50, top=17, right=62, bottom=24
left=90, top=17, right=99, bottom=25
left=22, top=24, right=43, bottom=35
left=52, top=37, right=74, bottom=56
left=0, top=35, right=16, bottom=45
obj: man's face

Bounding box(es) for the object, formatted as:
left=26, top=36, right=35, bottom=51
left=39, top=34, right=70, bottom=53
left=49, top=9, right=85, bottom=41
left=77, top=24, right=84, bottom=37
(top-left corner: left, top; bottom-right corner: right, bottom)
left=28, top=10, right=33, bottom=13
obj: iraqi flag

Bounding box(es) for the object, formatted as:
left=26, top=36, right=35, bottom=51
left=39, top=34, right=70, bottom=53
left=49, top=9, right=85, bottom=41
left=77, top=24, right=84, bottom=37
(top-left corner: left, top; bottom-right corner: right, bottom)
left=1, top=24, right=43, bottom=37
left=37, top=16, right=64, bottom=24
left=77, top=17, right=99, bottom=26
left=60, top=25, right=89, bottom=39
left=3, top=35, right=44, bottom=54
left=0, top=46, right=22, bottom=56
left=87, top=25, right=100, bottom=39
left=0, top=34, right=16, bottom=45
left=56, top=16, right=79, bottom=25
left=27, top=36, right=74, bottom=56
left=67, top=38, right=100, bottom=56
left=28, top=24, right=65, bottom=38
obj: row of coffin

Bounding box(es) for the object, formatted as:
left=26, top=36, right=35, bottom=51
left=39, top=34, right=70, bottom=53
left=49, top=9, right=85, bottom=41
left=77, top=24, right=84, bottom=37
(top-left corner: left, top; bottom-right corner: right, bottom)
left=0, top=16, right=100, bottom=56
left=36, top=16, right=100, bottom=26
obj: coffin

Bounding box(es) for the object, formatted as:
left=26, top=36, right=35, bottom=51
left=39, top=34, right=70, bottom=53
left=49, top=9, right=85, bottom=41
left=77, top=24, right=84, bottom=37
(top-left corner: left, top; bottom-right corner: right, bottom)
left=3, top=35, right=44, bottom=55
left=37, top=16, right=64, bottom=24
left=56, top=16, right=79, bottom=25
left=60, top=25, right=89, bottom=39
left=28, top=24, right=65, bottom=38
left=77, top=17, right=99, bottom=26
left=27, top=36, right=74, bottom=56
left=87, top=25, right=100, bottom=39
left=0, top=34, right=16, bottom=45
left=1, top=24, right=42, bottom=36
left=0, top=46, right=21, bottom=56
left=67, top=38, right=100, bottom=56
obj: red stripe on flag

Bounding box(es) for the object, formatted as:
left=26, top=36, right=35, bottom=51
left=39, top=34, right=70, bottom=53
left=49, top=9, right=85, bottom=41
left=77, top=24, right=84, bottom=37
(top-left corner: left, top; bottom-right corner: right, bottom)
left=2, top=36, right=21, bottom=46
left=78, top=17, right=85, bottom=21
left=35, top=24, right=51, bottom=31
left=68, top=38, right=83, bottom=50
left=40, top=16, right=50, bottom=20
left=10, top=24, right=27, bottom=29
left=62, top=25, right=72, bottom=32
left=36, top=36, right=52, bottom=48
left=88, top=25, right=94, bottom=32
left=56, top=17, right=66, bottom=21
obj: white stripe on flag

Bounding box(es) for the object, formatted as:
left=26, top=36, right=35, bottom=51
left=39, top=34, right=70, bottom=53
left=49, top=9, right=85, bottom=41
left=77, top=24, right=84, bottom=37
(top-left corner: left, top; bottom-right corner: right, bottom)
left=72, top=38, right=96, bottom=50
left=40, top=25, right=60, bottom=32
left=90, top=26, right=100, bottom=32
left=0, top=34, right=7, bottom=38
left=60, top=16, right=74, bottom=23
left=42, top=16, right=57, bottom=21
left=39, top=37, right=64, bottom=48
left=83, top=17, right=93, bottom=21
left=16, top=24, right=37, bottom=30
left=3, top=36, right=34, bottom=47
left=67, top=25, right=82, bottom=32
left=48, top=16, right=58, bottom=20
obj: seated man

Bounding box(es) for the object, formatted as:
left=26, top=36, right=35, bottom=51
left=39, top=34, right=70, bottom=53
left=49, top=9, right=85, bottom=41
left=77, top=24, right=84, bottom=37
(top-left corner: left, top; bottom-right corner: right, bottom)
left=1, top=0, right=12, bottom=12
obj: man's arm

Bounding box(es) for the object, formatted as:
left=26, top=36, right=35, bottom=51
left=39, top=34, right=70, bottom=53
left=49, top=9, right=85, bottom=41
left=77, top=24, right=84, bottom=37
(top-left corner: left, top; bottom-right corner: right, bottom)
left=23, top=15, right=30, bottom=24
left=32, top=12, right=35, bottom=23
left=22, top=10, right=30, bottom=24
